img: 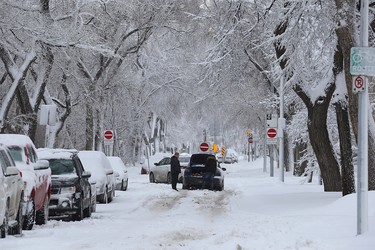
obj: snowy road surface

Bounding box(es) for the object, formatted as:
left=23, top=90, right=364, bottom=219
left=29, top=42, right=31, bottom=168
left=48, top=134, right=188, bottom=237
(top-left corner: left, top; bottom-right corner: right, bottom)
left=0, top=156, right=374, bottom=250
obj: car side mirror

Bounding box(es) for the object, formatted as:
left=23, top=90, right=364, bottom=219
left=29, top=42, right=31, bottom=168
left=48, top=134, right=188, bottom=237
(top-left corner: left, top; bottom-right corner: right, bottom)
left=82, top=171, right=91, bottom=178
left=154, top=163, right=159, bottom=166
left=5, top=166, right=20, bottom=176
left=34, top=159, right=50, bottom=170
left=221, top=167, right=226, bottom=171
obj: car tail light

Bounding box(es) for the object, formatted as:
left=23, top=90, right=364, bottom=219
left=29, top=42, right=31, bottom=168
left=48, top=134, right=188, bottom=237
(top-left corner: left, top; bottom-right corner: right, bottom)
left=184, top=168, right=191, bottom=175
left=19, top=171, right=23, bottom=177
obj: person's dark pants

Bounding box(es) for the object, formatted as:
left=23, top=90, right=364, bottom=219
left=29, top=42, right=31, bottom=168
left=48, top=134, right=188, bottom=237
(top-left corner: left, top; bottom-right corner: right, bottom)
left=171, top=173, right=179, bottom=190
left=202, top=172, right=214, bottom=190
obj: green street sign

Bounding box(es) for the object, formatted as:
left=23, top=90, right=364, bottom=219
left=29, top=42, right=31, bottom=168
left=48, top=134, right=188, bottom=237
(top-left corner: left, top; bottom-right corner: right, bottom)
left=350, top=47, right=375, bottom=76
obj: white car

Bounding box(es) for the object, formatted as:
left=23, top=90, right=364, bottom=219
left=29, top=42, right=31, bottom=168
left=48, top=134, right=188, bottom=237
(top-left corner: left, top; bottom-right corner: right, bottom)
left=78, top=151, right=115, bottom=203
left=0, top=144, right=24, bottom=238
left=178, top=153, right=191, bottom=182
left=107, top=156, right=128, bottom=191
left=0, top=134, right=51, bottom=230
left=149, top=154, right=188, bottom=184
left=149, top=157, right=171, bottom=183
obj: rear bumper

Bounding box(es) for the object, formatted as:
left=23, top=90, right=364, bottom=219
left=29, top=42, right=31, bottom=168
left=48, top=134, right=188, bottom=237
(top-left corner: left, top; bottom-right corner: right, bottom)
left=48, top=193, right=81, bottom=217
left=183, top=176, right=223, bottom=190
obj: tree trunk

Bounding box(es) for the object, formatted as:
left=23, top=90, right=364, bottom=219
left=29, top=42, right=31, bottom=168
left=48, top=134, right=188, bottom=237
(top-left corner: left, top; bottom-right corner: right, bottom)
left=295, top=84, right=342, bottom=191
left=332, top=44, right=355, bottom=196
left=85, top=102, right=94, bottom=150
left=334, top=102, right=356, bottom=195
left=274, top=21, right=342, bottom=191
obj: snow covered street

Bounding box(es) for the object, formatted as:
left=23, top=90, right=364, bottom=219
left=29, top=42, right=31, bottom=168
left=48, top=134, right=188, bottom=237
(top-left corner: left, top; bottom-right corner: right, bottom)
left=0, top=156, right=374, bottom=250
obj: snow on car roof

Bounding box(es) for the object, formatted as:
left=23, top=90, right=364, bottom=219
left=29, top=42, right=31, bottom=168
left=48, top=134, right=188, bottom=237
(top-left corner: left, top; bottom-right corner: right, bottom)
left=0, top=134, right=35, bottom=146
left=37, top=148, right=78, bottom=160
left=78, top=150, right=112, bottom=173
left=107, top=156, right=126, bottom=173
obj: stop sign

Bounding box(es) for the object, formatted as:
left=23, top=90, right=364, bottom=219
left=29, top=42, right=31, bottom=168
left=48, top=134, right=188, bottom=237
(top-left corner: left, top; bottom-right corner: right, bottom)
left=104, top=130, right=113, bottom=140
left=199, top=142, right=209, bottom=152
left=267, top=128, right=277, bottom=138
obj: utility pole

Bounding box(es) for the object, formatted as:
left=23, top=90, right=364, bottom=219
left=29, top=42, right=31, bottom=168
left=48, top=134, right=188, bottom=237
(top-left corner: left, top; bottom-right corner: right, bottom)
left=357, top=0, right=369, bottom=235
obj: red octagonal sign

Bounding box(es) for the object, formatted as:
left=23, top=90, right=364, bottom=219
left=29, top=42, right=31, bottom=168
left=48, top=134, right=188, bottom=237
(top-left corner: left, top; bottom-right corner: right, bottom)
left=267, top=128, right=277, bottom=138
left=104, top=130, right=113, bottom=140
left=200, top=142, right=209, bottom=152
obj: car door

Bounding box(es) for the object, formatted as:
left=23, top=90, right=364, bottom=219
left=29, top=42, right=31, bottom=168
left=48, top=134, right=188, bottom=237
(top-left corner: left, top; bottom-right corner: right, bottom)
left=160, top=157, right=171, bottom=183
left=0, top=149, right=22, bottom=218
left=74, top=157, right=91, bottom=208
left=26, top=145, right=45, bottom=211
left=154, top=157, right=170, bottom=182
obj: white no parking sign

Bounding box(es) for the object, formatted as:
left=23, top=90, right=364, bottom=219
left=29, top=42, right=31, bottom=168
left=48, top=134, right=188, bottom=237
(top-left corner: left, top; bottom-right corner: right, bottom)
left=353, top=75, right=366, bottom=93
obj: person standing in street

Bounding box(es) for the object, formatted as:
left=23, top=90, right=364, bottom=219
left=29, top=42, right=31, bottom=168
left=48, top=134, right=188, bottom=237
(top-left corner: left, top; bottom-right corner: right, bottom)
left=202, top=155, right=217, bottom=190
left=170, top=152, right=181, bottom=191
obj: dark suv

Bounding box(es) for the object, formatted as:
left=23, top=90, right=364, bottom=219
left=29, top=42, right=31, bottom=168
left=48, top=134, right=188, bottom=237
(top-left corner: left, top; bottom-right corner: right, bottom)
left=182, top=153, right=226, bottom=191
left=37, top=149, right=92, bottom=221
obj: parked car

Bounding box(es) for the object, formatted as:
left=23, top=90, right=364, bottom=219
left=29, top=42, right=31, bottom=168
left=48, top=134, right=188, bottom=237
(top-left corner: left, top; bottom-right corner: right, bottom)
left=0, top=144, right=24, bottom=238
left=107, top=156, right=128, bottom=191
left=78, top=151, right=115, bottom=203
left=182, top=153, right=226, bottom=191
left=149, top=157, right=171, bottom=184
left=37, top=148, right=93, bottom=221
left=149, top=154, right=191, bottom=184
left=217, top=149, right=238, bottom=164
left=225, top=149, right=239, bottom=163
left=0, top=134, right=51, bottom=230
left=178, top=153, right=191, bottom=183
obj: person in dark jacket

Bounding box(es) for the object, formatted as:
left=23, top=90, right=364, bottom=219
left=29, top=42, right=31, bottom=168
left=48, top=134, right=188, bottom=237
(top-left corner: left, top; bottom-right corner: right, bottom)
left=170, top=152, right=181, bottom=191
left=202, top=155, right=217, bottom=190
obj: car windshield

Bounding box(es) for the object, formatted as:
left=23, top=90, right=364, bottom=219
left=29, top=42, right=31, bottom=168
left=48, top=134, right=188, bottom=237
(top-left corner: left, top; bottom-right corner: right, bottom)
left=48, top=159, right=76, bottom=175
left=7, top=145, right=23, bottom=162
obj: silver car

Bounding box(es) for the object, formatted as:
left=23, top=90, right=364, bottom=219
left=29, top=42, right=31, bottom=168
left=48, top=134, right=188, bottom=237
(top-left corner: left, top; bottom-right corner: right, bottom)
left=149, top=155, right=188, bottom=184
left=0, top=144, right=24, bottom=238
left=78, top=151, right=115, bottom=203
left=149, top=157, right=172, bottom=183
left=107, top=156, right=129, bottom=191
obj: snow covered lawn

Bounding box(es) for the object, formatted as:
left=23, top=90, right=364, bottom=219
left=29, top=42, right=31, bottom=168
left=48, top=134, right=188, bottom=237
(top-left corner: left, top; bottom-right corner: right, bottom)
left=0, top=156, right=374, bottom=250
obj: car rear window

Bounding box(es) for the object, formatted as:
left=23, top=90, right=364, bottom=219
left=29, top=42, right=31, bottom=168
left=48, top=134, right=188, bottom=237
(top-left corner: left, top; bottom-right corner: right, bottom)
left=190, top=154, right=212, bottom=165
left=48, top=159, right=76, bottom=175
left=7, top=145, right=23, bottom=162
left=179, top=157, right=190, bottom=163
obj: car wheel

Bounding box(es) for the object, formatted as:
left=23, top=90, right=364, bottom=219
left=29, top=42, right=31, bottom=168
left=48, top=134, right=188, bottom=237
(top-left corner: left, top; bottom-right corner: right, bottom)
left=91, top=196, right=97, bottom=213
left=22, top=198, right=35, bottom=230
left=35, top=197, right=49, bottom=225
left=167, top=172, right=171, bottom=184
left=149, top=172, right=155, bottom=183
left=83, top=193, right=92, bottom=218
left=73, top=198, right=84, bottom=221
left=108, top=188, right=113, bottom=203
left=12, top=197, right=23, bottom=236
left=102, top=189, right=108, bottom=204
left=123, top=180, right=128, bottom=191
left=1, top=203, right=9, bottom=238
left=0, top=217, right=6, bottom=238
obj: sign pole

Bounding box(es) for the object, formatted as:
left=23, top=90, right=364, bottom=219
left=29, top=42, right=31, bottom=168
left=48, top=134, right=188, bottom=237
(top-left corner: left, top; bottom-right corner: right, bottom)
left=357, top=0, right=369, bottom=235
left=279, top=75, right=285, bottom=182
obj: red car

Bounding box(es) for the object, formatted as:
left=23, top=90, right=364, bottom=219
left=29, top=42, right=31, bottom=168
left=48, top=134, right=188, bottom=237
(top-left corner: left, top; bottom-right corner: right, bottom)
left=0, top=134, right=51, bottom=230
